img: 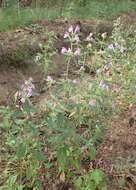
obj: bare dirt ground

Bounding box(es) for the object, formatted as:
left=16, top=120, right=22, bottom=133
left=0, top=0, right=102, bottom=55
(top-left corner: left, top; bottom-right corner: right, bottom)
left=97, top=104, right=136, bottom=190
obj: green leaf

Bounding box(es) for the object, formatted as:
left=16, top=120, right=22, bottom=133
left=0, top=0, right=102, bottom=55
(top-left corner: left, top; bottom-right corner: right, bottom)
left=90, top=169, right=104, bottom=185
left=16, top=143, right=27, bottom=160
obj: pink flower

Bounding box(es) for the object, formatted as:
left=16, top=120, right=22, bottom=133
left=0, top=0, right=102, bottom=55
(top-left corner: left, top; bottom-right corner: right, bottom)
left=74, top=25, right=80, bottom=33
left=64, top=31, right=69, bottom=38
left=74, top=48, right=81, bottom=56
left=61, top=47, right=68, bottom=54
left=20, top=97, right=25, bottom=103
left=46, top=75, right=53, bottom=82
left=68, top=25, right=74, bottom=33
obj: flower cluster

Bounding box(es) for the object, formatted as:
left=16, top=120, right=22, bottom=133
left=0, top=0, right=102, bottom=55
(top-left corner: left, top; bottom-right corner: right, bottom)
left=108, top=42, right=126, bottom=53
left=64, top=25, right=80, bottom=39
left=17, top=77, right=35, bottom=105
left=96, top=57, right=112, bottom=76
left=61, top=25, right=81, bottom=57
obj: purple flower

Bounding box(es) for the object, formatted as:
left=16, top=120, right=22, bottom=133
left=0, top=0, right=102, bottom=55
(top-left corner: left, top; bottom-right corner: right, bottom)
left=74, top=48, right=81, bottom=56
left=64, top=32, right=69, bottom=39
left=61, top=47, right=68, bottom=54
left=74, top=25, right=80, bottom=33
left=68, top=25, right=73, bottom=33
left=108, top=44, right=114, bottom=50
left=99, top=80, right=109, bottom=90
left=120, top=46, right=126, bottom=53
left=27, top=88, right=33, bottom=97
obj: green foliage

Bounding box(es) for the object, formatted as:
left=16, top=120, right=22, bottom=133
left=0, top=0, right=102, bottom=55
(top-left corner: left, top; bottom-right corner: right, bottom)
left=75, top=169, right=107, bottom=190
left=0, top=0, right=136, bottom=31
left=35, top=30, right=57, bottom=76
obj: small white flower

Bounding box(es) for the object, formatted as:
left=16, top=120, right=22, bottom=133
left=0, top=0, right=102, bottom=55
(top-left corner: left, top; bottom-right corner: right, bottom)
left=79, top=66, right=85, bottom=72
left=101, top=32, right=107, bottom=39
left=46, top=76, right=53, bottom=82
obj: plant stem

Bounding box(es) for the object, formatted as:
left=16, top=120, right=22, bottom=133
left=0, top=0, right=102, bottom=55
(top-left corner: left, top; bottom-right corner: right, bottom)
left=66, top=57, right=71, bottom=80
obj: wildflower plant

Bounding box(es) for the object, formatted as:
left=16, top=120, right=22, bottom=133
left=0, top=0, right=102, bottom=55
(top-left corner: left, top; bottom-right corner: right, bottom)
left=1, top=17, right=136, bottom=190
left=61, top=25, right=81, bottom=78
left=35, top=30, right=57, bottom=76
left=15, top=77, right=35, bottom=108
left=61, top=25, right=97, bottom=77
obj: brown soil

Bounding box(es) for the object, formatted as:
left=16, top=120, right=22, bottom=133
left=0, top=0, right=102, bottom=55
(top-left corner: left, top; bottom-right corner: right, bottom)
left=0, top=64, right=43, bottom=106
left=97, top=104, right=136, bottom=190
